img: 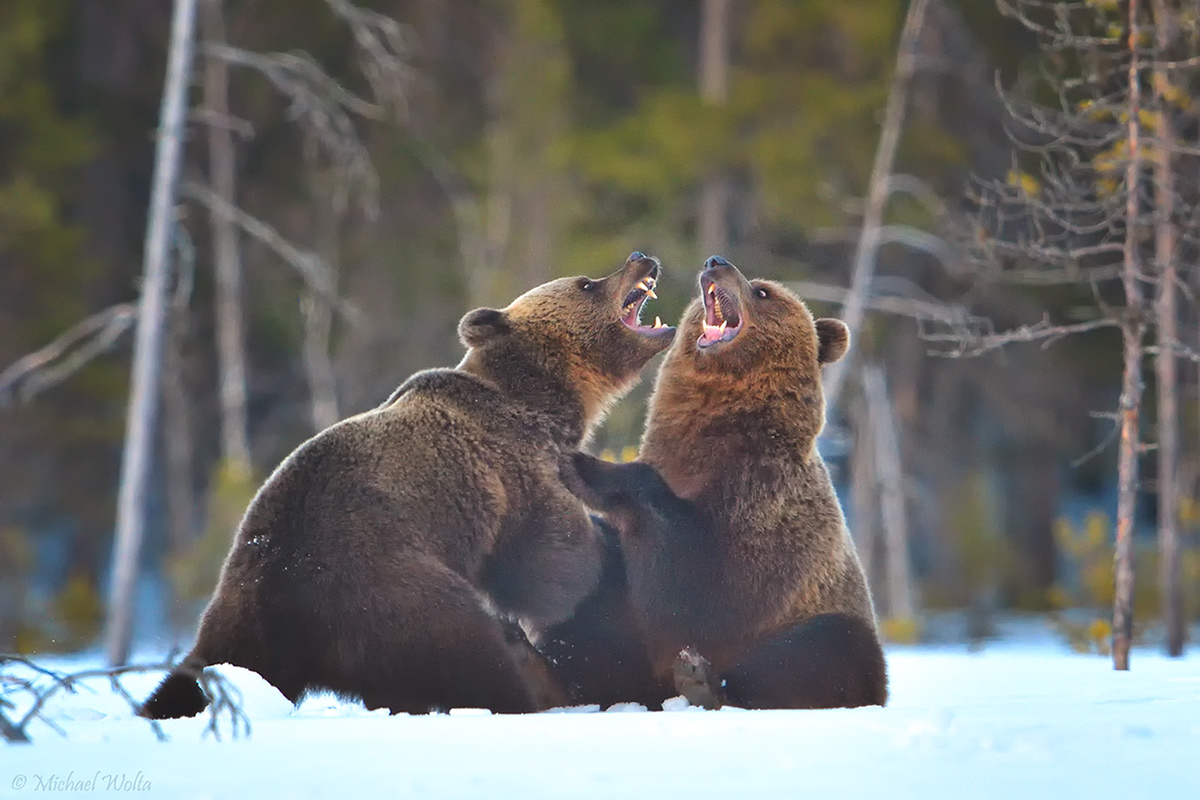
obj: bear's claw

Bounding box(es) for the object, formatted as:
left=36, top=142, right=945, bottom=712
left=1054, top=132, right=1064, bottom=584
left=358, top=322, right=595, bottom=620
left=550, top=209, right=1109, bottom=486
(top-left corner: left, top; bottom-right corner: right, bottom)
left=673, top=646, right=725, bottom=710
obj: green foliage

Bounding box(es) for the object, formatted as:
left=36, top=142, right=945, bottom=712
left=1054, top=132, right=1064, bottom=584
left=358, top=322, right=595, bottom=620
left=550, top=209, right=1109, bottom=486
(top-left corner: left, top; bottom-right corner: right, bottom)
left=0, top=0, right=94, bottom=337
left=1050, top=511, right=1200, bottom=653
left=51, top=570, right=105, bottom=651
left=880, top=616, right=923, bottom=644
left=562, top=0, right=966, bottom=249
left=0, top=527, right=34, bottom=651
left=167, top=461, right=258, bottom=622
left=947, top=471, right=1010, bottom=595
left=0, top=531, right=103, bottom=653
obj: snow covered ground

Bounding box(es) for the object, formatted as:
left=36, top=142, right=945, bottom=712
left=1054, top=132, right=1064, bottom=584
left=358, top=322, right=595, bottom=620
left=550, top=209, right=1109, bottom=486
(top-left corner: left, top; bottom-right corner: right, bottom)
left=5, top=622, right=1199, bottom=799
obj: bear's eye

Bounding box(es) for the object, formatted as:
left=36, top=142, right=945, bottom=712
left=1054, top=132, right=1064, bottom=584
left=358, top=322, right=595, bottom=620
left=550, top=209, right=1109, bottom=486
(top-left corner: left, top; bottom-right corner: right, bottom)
left=578, top=278, right=594, bottom=292
left=755, top=287, right=769, bottom=299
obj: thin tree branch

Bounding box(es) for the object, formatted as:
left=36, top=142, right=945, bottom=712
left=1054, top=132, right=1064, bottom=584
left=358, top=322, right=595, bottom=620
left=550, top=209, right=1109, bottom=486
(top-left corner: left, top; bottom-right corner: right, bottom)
left=202, top=42, right=380, bottom=216
left=182, top=181, right=365, bottom=329
left=809, top=224, right=961, bottom=273
left=321, top=0, right=414, bottom=120
left=0, top=655, right=250, bottom=743
left=1070, top=411, right=1122, bottom=468
left=0, top=304, right=137, bottom=407
left=824, top=0, right=933, bottom=413
left=922, top=315, right=1121, bottom=358
left=786, top=280, right=970, bottom=325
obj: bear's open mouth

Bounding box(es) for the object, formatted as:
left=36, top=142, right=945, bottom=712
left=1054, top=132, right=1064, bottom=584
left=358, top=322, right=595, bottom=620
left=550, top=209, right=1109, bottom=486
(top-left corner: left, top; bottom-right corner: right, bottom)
left=620, top=261, right=672, bottom=337
left=698, top=276, right=743, bottom=348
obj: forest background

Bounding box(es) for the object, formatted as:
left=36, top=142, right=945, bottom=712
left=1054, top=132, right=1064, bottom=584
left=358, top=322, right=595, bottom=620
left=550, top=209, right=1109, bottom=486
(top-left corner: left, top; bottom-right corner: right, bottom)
left=1, top=0, right=1196, bottom=658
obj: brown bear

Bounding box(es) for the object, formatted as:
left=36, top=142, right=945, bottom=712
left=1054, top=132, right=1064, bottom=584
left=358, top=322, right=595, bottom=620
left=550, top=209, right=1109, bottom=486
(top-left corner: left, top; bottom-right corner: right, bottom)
left=140, top=252, right=674, bottom=718
left=549, top=256, right=887, bottom=710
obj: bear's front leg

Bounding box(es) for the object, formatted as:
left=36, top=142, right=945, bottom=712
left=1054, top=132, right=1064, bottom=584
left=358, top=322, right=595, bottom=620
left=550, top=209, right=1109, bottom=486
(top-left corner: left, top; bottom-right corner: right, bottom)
left=478, top=493, right=607, bottom=627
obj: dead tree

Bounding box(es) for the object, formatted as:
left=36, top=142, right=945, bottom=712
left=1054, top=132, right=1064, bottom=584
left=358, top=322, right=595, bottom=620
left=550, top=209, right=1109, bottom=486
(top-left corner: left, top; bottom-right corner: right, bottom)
left=162, top=223, right=198, bottom=554
left=196, top=0, right=410, bottom=431
left=850, top=391, right=879, bottom=591
left=822, top=0, right=935, bottom=415
left=697, top=0, right=731, bottom=259
left=106, top=0, right=201, bottom=668
left=936, top=0, right=1200, bottom=668
left=863, top=365, right=917, bottom=624
left=201, top=0, right=252, bottom=472
left=1113, top=0, right=1146, bottom=674
left=1149, top=0, right=1185, bottom=658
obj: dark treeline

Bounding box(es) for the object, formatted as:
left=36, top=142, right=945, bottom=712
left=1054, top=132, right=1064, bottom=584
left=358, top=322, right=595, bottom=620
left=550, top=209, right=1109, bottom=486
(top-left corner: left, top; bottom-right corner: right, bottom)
left=0, top=0, right=1194, bottom=654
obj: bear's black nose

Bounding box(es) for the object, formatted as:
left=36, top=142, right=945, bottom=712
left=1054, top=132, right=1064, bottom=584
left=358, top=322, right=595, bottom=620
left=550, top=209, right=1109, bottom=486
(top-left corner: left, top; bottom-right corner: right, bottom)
left=629, top=251, right=646, bottom=262
left=705, top=255, right=730, bottom=269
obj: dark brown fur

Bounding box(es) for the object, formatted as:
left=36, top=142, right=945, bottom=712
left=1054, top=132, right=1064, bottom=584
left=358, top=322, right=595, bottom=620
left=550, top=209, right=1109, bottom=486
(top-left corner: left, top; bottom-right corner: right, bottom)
left=555, top=258, right=887, bottom=709
left=141, top=254, right=673, bottom=718
left=535, top=516, right=661, bottom=708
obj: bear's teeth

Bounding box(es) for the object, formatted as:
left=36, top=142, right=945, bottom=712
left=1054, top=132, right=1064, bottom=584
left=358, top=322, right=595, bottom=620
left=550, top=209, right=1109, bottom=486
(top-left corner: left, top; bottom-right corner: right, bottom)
left=701, top=321, right=729, bottom=341
left=654, top=316, right=663, bottom=328
left=646, top=288, right=657, bottom=299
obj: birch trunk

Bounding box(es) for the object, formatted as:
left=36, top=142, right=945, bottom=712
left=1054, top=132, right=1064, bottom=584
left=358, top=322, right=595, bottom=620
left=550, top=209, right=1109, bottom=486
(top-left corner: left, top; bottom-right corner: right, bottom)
left=850, top=393, right=879, bottom=594
left=202, top=0, right=251, bottom=471
left=698, top=0, right=731, bottom=258
left=822, top=0, right=932, bottom=415
left=106, top=0, right=200, bottom=667
left=162, top=302, right=195, bottom=552
left=864, top=365, right=916, bottom=622
left=303, top=169, right=341, bottom=432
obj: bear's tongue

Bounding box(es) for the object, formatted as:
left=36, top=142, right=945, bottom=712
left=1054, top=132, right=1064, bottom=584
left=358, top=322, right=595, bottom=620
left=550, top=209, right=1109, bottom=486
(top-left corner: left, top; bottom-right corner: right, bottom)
left=702, top=320, right=728, bottom=342
left=701, top=283, right=739, bottom=342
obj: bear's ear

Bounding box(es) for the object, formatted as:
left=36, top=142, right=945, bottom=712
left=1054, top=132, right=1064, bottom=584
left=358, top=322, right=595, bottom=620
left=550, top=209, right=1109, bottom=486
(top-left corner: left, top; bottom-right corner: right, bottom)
left=815, top=318, right=850, bottom=365
left=459, top=308, right=510, bottom=348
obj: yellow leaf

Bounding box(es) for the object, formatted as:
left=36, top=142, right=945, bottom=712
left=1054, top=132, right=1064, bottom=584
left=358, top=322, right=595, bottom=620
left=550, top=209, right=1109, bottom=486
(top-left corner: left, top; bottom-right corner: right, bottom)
left=1162, top=84, right=1192, bottom=110
left=1007, top=169, right=1040, bottom=196
left=1088, top=617, right=1113, bottom=648
left=1180, top=496, right=1200, bottom=526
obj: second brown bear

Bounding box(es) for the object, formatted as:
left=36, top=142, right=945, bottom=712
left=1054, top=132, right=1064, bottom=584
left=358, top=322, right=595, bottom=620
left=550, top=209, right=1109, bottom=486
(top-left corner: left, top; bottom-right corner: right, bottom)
left=543, top=257, right=887, bottom=710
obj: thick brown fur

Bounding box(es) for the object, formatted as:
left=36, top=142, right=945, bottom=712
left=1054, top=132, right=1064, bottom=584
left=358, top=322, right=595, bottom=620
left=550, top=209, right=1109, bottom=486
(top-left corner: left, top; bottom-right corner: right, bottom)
left=556, top=258, right=887, bottom=709
left=535, top=516, right=661, bottom=708
left=141, top=254, right=673, bottom=718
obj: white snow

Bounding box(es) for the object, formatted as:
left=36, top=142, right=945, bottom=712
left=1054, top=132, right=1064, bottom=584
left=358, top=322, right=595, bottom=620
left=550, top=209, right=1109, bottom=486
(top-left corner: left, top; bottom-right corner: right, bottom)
left=5, top=626, right=1199, bottom=800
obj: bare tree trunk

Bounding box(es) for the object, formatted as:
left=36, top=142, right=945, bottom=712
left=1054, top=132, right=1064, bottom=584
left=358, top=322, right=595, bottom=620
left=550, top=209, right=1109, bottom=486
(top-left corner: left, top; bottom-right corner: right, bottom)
left=303, top=169, right=341, bottom=432
left=850, top=392, right=879, bottom=596
left=471, top=103, right=511, bottom=307
left=302, top=295, right=339, bottom=431
left=697, top=0, right=731, bottom=258
left=202, top=0, right=251, bottom=472
left=490, top=0, right=569, bottom=297
left=864, top=365, right=916, bottom=622
left=1113, top=0, right=1145, bottom=672
left=822, top=0, right=933, bottom=415
left=1150, top=0, right=1184, bottom=658
left=106, top=0, right=200, bottom=667
left=162, top=299, right=195, bottom=553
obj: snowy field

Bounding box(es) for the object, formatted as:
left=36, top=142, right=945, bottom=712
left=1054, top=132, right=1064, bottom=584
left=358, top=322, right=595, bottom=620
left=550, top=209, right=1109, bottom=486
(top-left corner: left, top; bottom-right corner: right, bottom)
left=5, top=622, right=1199, bottom=800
